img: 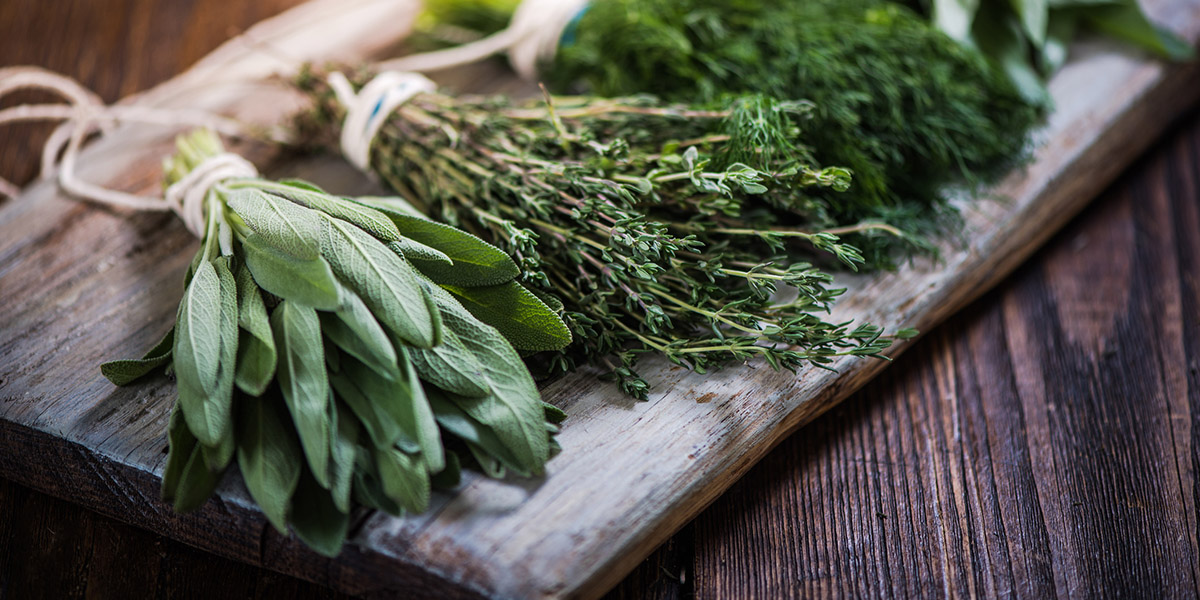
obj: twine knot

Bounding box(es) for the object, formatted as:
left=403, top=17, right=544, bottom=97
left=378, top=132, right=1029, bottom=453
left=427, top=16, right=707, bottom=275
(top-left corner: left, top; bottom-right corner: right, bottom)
left=164, top=153, right=258, bottom=239
left=326, top=71, right=436, bottom=172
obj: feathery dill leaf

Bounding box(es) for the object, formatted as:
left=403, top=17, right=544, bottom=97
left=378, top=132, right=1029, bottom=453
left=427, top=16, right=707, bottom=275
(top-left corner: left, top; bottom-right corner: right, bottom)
left=536, top=0, right=1042, bottom=267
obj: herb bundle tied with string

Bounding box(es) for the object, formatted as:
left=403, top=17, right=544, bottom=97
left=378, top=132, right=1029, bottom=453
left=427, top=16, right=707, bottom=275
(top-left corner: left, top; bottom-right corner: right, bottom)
left=298, top=72, right=917, bottom=399
left=103, top=129, right=569, bottom=556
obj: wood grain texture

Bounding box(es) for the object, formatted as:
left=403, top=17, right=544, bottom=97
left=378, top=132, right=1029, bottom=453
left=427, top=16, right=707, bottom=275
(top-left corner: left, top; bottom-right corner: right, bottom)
left=2, top=1, right=1200, bottom=599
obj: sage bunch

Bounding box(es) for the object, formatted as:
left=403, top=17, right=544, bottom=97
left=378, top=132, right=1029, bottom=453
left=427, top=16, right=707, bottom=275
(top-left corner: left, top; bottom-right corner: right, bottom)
left=299, top=75, right=917, bottom=399
left=103, top=129, right=569, bottom=556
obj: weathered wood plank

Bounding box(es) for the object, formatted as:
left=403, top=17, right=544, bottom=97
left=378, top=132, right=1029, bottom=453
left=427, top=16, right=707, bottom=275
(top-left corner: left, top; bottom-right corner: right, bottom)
left=672, top=110, right=1200, bottom=598
left=1, top=1, right=1199, bottom=599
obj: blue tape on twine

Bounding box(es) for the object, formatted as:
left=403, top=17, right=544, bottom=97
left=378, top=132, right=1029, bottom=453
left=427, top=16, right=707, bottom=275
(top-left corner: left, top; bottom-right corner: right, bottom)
left=559, top=5, right=589, bottom=48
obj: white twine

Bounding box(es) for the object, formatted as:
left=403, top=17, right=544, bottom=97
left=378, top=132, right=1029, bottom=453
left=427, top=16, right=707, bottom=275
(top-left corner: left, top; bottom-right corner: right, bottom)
left=326, top=70, right=436, bottom=171
left=0, top=66, right=253, bottom=238
left=377, top=0, right=589, bottom=81
left=163, top=153, right=258, bottom=241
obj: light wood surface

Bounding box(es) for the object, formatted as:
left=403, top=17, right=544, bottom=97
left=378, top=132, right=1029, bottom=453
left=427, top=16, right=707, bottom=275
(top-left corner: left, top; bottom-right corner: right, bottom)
left=2, top=1, right=1199, bottom=598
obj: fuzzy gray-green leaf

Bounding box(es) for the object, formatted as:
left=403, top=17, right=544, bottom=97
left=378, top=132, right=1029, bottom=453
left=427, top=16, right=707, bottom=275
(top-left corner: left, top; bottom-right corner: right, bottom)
left=375, top=447, right=430, bottom=514
left=422, top=284, right=549, bottom=473
left=320, top=289, right=398, bottom=379
left=357, top=197, right=519, bottom=287
left=427, top=389, right=529, bottom=477
left=225, top=188, right=322, bottom=259
left=329, top=356, right=420, bottom=452
left=272, top=300, right=332, bottom=488
left=320, top=216, right=439, bottom=348
left=266, top=187, right=403, bottom=242
left=235, top=261, right=276, bottom=396
left=242, top=233, right=343, bottom=310
left=447, top=281, right=572, bottom=352
left=174, top=259, right=234, bottom=447
left=101, top=325, right=174, bottom=386
left=328, top=401, right=359, bottom=514
left=290, top=471, right=349, bottom=557
left=387, top=239, right=451, bottom=265
left=237, top=395, right=302, bottom=534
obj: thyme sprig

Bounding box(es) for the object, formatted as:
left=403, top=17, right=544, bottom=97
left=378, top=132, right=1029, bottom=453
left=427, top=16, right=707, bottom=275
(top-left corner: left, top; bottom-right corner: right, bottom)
left=300, top=75, right=917, bottom=398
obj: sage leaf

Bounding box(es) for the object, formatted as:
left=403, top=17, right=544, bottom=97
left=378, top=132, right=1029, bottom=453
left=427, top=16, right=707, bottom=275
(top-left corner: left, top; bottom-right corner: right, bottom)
left=101, top=325, right=174, bottom=386
left=387, top=238, right=452, bottom=265
left=242, top=232, right=343, bottom=310
left=427, top=389, right=529, bottom=477
left=290, top=471, right=349, bottom=557
left=352, top=451, right=402, bottom=516
left=235, top=261, right=276, bottom=396
left=357, top=198, right=519, bottom=287
left=400, top=347, right=444, bottom=473
left=430, top=450, right=461, bottom=490
left=225, top=188, right=322, bottom=259
left=1080, top=2, right=1194, bottom=60
left=973, top=9, right=1049, bottom=104
left=423, top=285, right=550, bottom=472
left=408, top=323, right=493, bottom=399
left=272, top=300, right=332, bottom=488
left=447, top=281, right=572, bottom=352
left=162, top=406, right=224, bottom=513
left=174, top=259, right=235, bottom=447
left=320, top=216, right=440, bottom=348
left=329, top=356, right=420, bottom=452
left=237, top=395, right=302, bottom=534
left=328, top=401, right=359, bottom=514
left=465, top=441, right=507, bottom=479
left=320, top=290, right=398, bottom=379
left=1010, top=0, right=1048, bottom=47
left=375, top=447, right=430, bottom=514
left=266, top=186, right=403, bottom=242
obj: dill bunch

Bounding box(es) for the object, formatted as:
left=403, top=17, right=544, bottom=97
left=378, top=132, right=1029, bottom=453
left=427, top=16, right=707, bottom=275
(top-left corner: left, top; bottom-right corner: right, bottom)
left=298, top=72, right=916, bottom=398
left=545, top=0, right=1041, bottom=266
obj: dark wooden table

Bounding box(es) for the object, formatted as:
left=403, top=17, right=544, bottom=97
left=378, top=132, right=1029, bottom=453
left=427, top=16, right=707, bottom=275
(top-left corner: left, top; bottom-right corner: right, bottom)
left=3, top=0, right=1198, bottom=597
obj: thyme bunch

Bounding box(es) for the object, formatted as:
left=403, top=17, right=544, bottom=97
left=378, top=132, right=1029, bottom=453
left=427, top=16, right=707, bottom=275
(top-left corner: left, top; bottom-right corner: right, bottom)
left=299, top=75, right=916, bottom=398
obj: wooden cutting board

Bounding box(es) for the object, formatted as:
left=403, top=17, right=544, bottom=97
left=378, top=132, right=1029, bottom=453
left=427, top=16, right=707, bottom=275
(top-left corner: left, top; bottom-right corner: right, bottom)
left=2, top=1, right=1199, bottom=598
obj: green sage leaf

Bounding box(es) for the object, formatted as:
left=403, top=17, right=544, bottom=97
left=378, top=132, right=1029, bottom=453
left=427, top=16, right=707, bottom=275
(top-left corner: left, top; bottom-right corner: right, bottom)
left=422, top=285, right=550, bottom=473
left=237, top=394, right=302, bottom=534
left=1080, top=2, right=1194, bottom=60
left=272, top=300, right=332, bottom=488
left=242, top=232, right=343, bottom=310
left=446, top=281, right=572, bottom=352
left=352, top=451, right=402, bottom=516
left=427, top=389, right=530, bottom=477
left=266, top=186, right=403, bottom=243
left=290, top=471, right=349, bottom=557
left=329, top=355, right=420, bottom=452
left=162, top=405, right=224, bottom=513
left=225, top=188, right=322, bottom=259
left=320, top=289, right=398, bottom=380
left=374, top=447, right=430, bottom=514
left=320, top=216, right=440, bottom=348
left=174, top=259, right=235, bottom=447
left=101, top=325, right=174, bottom=386
left=357, top=197, right=519, bottom=287
left=328, top=401, right=359, bottom=514
left=387, top=239, right=452, bottom=265
left=234, top=261, right=276, bottom=396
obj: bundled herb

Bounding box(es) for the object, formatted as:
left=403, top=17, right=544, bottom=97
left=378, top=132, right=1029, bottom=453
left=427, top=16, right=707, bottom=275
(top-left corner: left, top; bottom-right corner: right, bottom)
left=413, top=0, right=1042, bottom=266
left=908, top=0, right=1193, bottom=103
left=299, top=73, right=916, bottom=398
left=103, top=129, right=569, bottom=556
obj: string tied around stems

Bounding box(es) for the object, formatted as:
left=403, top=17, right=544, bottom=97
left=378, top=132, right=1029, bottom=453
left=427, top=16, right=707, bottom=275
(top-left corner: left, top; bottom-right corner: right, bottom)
left=0, top=66, right=256, bottom=238
left=326, top=70, right=436, bottom=172
left=376, top=0, right=589, bottom=80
